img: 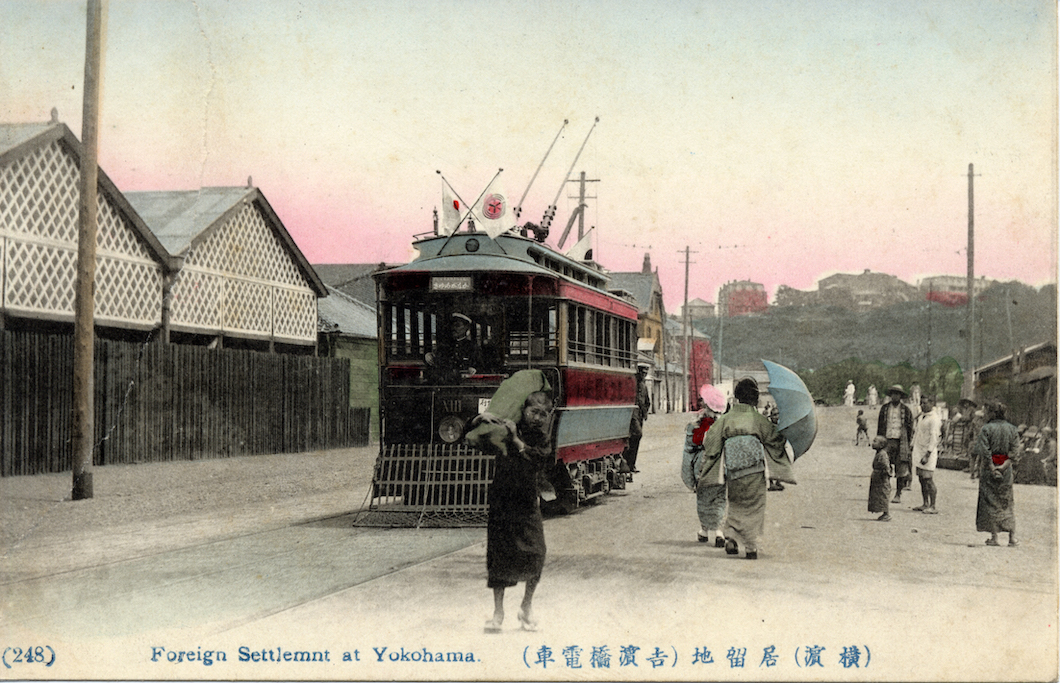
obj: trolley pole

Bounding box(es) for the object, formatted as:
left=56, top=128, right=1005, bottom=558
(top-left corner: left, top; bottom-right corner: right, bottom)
left=72, top=0, right=103, bottom=500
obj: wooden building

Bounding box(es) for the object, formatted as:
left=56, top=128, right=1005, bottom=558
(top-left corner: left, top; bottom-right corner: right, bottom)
left=0, top=120, right=173, bottom=335
left=318, top=285, right=380, bottom=442
left=1, top=117, right=360, bottom=475
left=126, top=186, right=326, bottom=352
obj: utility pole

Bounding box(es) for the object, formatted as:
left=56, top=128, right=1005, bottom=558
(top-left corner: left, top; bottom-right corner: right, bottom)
left=680, top=247, right=696, bottom=412
left=716, top=291, right=725, bottom=387
left=962, top=164, right=977, bottom=399
left=73, top=0, right=103, bottom=500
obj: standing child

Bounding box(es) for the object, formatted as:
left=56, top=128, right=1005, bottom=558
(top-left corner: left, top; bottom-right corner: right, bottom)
left=855, top=410, right=869, bottom=445
left=868, top=435, right=892, bottom=521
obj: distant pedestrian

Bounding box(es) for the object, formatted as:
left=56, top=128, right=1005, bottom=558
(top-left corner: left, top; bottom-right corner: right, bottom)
left=868, top=435, right=892, bottom=521
left=968, top=407, right=986, bottom=480
left=867, top=385, right=879, bottom=409
left=973, top=401, right=1020, bottom=547
left=844, top=380, right=856, bottom=407
left=877, top=385, right=914, bottom=504
left=681, top=384, right=729, bottom=547
left=855, top=410, right=869, bottom=445
left=1042, top=428, right=1057, bottom=487
left=910, top=394, right=943, bottom=514
left=695, top=377, right=794, bottom=560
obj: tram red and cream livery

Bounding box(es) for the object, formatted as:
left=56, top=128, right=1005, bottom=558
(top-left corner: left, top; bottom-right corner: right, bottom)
left=371, top=229, right=640, bottom=515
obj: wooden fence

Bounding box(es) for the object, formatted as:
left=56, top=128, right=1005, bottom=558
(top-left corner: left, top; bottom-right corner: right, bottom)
left=1, top=330, right=370, bottom=476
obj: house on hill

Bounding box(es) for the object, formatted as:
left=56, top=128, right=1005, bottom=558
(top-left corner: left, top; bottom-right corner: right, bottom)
left=818, top=269, right=917, bottom=309
left=0, top=119, right=174, bottom=337
left=919, top=275, right=995, bottom=307
left=718, top=280, right=769, bottom=316
left=126, top=185, right=327, bottom=353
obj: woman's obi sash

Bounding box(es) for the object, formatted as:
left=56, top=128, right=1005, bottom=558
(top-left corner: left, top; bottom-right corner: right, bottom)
left=724, top=435, right=766, bottom=480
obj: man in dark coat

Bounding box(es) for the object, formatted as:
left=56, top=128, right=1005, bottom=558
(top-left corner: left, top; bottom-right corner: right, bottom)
left=877, top=384, right=915, bottom=503
left=623, top=364, right=651, bottom=480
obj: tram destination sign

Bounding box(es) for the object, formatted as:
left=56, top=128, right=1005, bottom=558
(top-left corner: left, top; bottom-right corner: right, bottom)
left=430, top=276, right=473, bottom=292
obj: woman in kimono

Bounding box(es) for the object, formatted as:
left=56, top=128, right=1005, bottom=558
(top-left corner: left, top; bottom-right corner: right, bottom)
left=681, top=384, right=729, bottom=546
left=973, top=400, right=1020, bottom=547
left=695, top=377, right=793, bottom=560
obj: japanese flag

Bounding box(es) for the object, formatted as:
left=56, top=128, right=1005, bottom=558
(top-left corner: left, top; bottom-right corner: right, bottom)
left=441, top=185, right=462, bottom=236
left=472, top=184, right=515, bottom=239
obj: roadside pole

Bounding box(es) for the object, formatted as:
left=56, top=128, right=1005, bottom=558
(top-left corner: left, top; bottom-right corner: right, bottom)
left=72, top=0, right=103, bottom=500
left=961, top=163, right=976, bottom=400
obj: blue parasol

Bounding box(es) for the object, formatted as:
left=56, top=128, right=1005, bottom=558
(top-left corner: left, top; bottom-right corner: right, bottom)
left=762, top=359, right=817, bottom=459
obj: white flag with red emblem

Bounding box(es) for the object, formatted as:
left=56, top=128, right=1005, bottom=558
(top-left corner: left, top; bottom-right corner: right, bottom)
left=472, top=184, right=515, bottom=239
left=441, top=185, right=462, bottom=236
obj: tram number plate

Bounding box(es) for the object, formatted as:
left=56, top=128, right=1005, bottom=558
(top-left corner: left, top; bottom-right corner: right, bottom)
left=431, top=276, right=472, bottom=291
left=478, top=398, right=490, bottom=414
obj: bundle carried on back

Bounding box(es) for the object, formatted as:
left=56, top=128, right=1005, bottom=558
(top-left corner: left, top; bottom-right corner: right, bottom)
left=465, top=369, right=552, bottom=457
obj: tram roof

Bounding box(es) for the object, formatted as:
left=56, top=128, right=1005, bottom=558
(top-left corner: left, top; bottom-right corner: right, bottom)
left=378, top=232, right=612, bottom=290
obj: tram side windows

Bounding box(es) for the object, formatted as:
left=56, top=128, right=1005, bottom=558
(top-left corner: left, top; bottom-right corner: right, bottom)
left=565, top=304, right=636, bottom=368
left=505, top=301, right=558, bottom=363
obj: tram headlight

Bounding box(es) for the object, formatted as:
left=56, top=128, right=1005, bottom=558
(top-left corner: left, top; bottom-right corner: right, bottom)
left=438, top=415, right=466, bottom=443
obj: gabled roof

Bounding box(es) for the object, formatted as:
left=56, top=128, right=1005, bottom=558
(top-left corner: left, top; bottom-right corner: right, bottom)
left=608, top=270, right=661, bottom=315
left=126, top=187, right=326, bottom=296
left=0, top=123, right=55, bottom=159
left=314, top=263, right=393, bottom=305
left=0, top=121, right=172, bottom=267
left=318, top=286, right=377, bottom=338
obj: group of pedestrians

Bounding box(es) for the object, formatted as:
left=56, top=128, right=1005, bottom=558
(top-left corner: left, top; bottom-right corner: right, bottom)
left=471, top=369, right=1027, bottom=633
left=865, top=384, right=1020, bottom=547
left=680, top=378, right=794, bottom=560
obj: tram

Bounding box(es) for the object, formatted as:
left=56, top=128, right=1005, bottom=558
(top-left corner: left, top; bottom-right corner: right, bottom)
left=369, top=225, right=641, bottom=518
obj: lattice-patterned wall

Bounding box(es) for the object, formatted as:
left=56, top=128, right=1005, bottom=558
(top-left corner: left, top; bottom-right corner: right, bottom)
left=0, top=139, right=163, bottom=328
left=172, top=202, right=317, bottom=343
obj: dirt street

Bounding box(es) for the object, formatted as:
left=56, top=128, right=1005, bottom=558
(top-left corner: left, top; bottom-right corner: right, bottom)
left=1, top=406, right=1056, bottom=681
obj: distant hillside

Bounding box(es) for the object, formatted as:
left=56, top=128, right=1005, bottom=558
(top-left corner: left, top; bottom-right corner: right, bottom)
left=694, top=281, right=1056, bottom=372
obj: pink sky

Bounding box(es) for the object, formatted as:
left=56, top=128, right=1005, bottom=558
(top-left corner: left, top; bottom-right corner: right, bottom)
left=3, top=1, right=1055, bottom=311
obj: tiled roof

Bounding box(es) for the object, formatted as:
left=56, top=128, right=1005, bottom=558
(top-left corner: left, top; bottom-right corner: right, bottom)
left=0, top=123, right=55, bottom=157
left=608, top=271, right=658, bottom=314
left=314, top=263, right=395, bottom=305
left=127, top=187, right=326, bottom=295
left=317, top=286, right=376, bottom=338
left=126, top=188, right=254, bottom=255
